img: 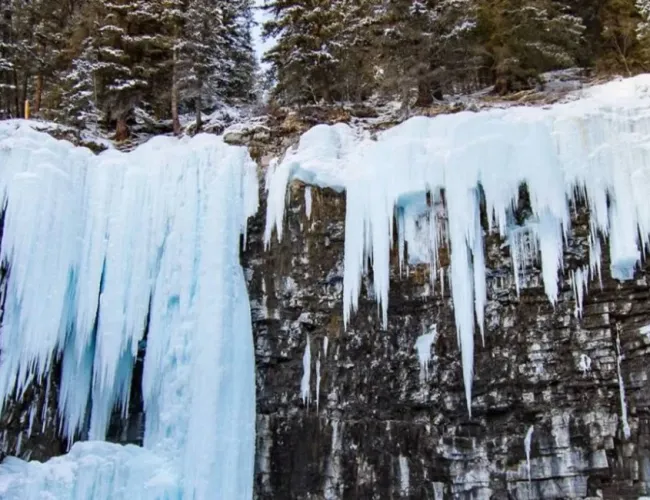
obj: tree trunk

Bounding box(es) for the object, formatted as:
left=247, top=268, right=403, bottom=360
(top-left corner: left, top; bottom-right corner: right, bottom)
left=12, top=69, right=19, bottom=117
left=195, top=94, right=202, bottom=132
left=34, top=74, right=43, bottom=114
left=115, top=117, right=129, bottom=142
left=171, top=49, right=180, bottom=136
left=415, top=80, right=433, bottom=107
left=21, top=73, right=28, bottom=114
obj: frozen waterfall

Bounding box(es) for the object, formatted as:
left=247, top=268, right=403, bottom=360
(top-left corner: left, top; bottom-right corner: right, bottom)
left=264, top=75, right=650, bottom=415
left=0, top=122, right=258, bottom=499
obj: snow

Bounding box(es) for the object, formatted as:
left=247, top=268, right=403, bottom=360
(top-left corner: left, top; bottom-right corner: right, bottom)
left=0, top=442, right=180, bottom=499
left=0, top=123, right=258, bottom=499
left=264, top=74, right=650, bottom=415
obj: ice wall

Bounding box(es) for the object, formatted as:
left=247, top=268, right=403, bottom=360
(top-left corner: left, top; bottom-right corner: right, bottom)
left=0, top=122, right=258, bottom=499
left=264, top=75, right=650, bottom=415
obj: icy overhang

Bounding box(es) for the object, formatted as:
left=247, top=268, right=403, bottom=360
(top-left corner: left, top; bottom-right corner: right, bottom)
left=264, top=74, right=650, bottom=414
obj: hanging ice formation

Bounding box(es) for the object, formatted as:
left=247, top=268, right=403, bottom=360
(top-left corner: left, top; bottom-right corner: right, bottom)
left=264, top=75, right=650, bottom=415
left=0, top=123, right=258, bottom=499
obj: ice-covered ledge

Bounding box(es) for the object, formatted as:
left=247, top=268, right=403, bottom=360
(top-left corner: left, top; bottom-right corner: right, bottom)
left=264, top=74, right=650, bottom=414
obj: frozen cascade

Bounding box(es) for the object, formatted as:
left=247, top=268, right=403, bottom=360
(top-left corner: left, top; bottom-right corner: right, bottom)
left=264, top=75, right=650, bottom=415
left=0, top=123, right=258, bottom=499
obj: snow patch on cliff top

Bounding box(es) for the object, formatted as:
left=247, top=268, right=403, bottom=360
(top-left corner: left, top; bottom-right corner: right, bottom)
left=264, top=74, right=650, bottom=415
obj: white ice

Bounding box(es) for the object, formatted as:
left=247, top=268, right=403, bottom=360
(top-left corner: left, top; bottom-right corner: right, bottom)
left=524, top=426, right=534, bottom=482
left=616, top=327, right=631, bottom=439
left=301, top=335, right=311, bottom=405
left=399, top=455, right=410, bottom=496
left=0, top=123, right=258, bottom=499
left=264, top=75, right=650, bottom=415
left=305, top=186, right=312, bottom=219
left=414, top=328, right=437, bottom=383
left=0, top=441, right=180, bottom=499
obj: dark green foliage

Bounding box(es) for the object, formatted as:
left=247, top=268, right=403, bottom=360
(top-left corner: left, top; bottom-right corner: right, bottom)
left=1, top=0, right=650, bottom=128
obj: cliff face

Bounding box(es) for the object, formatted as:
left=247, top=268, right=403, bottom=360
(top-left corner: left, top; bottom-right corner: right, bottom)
left=2, top=116, right=650, bottom=499
left=245, top=161, right=650, bottom=499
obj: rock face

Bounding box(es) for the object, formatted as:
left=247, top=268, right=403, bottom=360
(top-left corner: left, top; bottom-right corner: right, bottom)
left=245, top=177, right=650, bottom=500
left=2, top=122, right=650, bottom=499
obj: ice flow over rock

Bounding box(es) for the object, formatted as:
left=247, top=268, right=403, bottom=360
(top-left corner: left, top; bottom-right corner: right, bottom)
left=264, top=75, right=650, bottom=415
left=0, top=122, right=258, bottom=499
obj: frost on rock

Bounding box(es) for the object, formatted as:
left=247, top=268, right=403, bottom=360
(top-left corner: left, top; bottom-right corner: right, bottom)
left=0, top=123, right=258, bottom=499
left=264, top=75, right=650, bottom=415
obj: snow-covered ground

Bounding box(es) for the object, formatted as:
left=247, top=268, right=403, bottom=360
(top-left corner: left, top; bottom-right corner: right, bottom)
left=264, top=74, right=650, bottom=415
left=0, top=123, right=258, bottom=498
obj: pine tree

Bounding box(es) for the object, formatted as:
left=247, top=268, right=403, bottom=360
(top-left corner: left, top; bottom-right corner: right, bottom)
left=330, top=0, right=379, bottom=102
left=637, top=0, right=650, bottom=58
left=62, top=36, right=101, bottom=128
left=0, top=0, right=36, bottom=117
left=222, top=0, right=256, bottom=102
left=262, top=0, right=345, bottom=104
left=29, top=0, right=68, bottom=115
left=475, top=0, right=585, bottom=93
left=372, top=0, right=481, bottom=107
left=0, top=0, right=17, bottom=117
left=161, top=0, right=186, bottom=135
left=179, top=0, right=232, bottom=130
left=599, top=0, right=644, bottom=74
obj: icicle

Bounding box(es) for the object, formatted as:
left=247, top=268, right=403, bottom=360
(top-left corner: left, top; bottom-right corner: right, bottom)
left=15, top=432, right=22, bottom=456
left=305, top=186, right=312, bottom=219
left=472, top=200, right=487, bottom=346
left=41, top=374, right=51, bottom=435
left=399, top=455, right=410, bottom=496
left=571, top=267, right=589, bottom=319
left=616, top=326, right=631, bottom=439
left=397, top=208, right=406, bottom=275
left=524, top=426, right=534, bottom=482
left=301, top=336, right=311, bottom=405
left=323, top=336, right=329, bottom=358
left=263, top=75, right=650, bottom=414
left=27, top=405, right=35, bottom=439
left=579, top=354, right=592, bottom=374
left=316, top=353, right=321, bottom=411
left=589, top=231, right=603, bottom=289
left=414, top=328, right=436, bottom=383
